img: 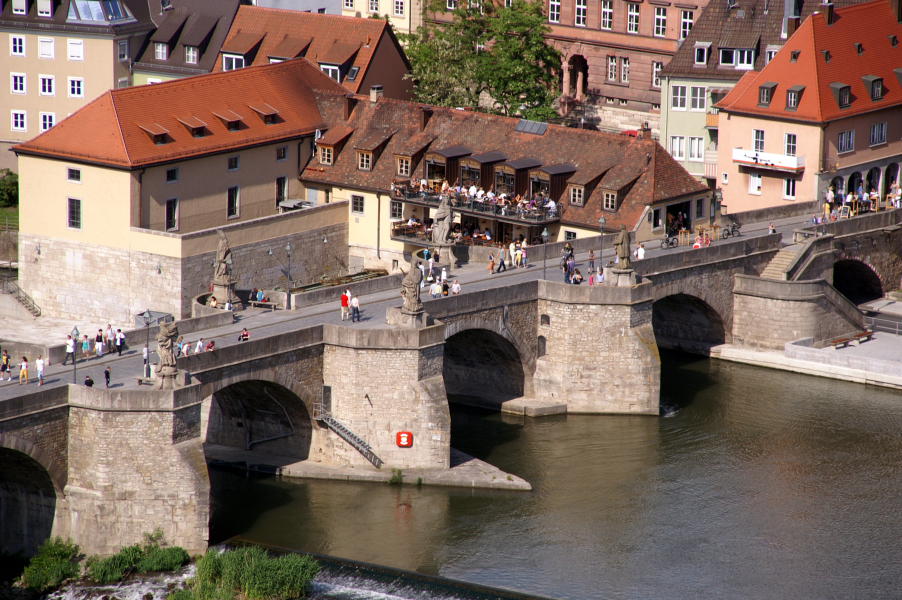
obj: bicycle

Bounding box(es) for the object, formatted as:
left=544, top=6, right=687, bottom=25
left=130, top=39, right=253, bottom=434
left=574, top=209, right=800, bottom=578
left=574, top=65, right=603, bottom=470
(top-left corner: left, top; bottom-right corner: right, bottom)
left=660, top=233, right=679, bottom=249
left=721, top=221, right=741, bottom=239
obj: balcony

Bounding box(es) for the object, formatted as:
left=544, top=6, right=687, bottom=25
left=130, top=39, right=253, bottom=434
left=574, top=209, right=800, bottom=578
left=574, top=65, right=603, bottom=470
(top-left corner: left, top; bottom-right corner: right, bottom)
left=397, top=191, right=563, bottom=226
left=704, top=150, right=718, bottom=180
left=732, top=148, right=805, bottom=173
left=705, top=110, right=719, bottom=129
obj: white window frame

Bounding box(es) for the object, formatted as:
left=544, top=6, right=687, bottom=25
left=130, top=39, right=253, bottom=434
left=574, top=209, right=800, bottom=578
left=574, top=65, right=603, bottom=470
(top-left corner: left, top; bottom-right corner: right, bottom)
left=222, top=54, right=245, bottom=71
left=319, top=146, right=333, bottom=165
left=37, top=0, right=52, bottom=15
left=39, top=74, right=55, bottom=96
left=118, top=39, right=129, bottom=61
left=690, top=86, right=706, bottom=111
left=351, top=194, right=365, bottom=213
left=719, top=48, right=735, bottom=66
left=10, top=73, right=25, bottom=94
left=397, top=156, right=411, bottom=176
left=753, top=129, right=764, bottom=152
left=154, top=42, right=168, bottom=60
left=39, top=112, right=55, bottom=132
left=184, top=45, right=198, bottom=64
left=621, top=57, right=629, bottom=83
left=607, top=56, right=617, bottom=81
left=838, top=130, right=854, bottom=153
left=67, top=197, right=81, bottom=229
left=601, top=0, right=612, bottom=29
left=870, top=122, right=887, bottom=146
left=735, top=48, right=754, bottom=69
left=784, top=178, right=796, bottom=199
left=227, top=186, right=240, bottom=219
left=321, top=64, right=340, bottom=81
left=165, top=198, right=179, bottom=231
left=652, top=62, right=662, bottom=88
left=688, top=136, right=703, bottom=161
left=345, top=0, right=354, bottom=7
left=369, top=0, right=378, bottom=11
left=569, top=186, right=585, bottom=205
left=10, top=35, right=25, bottom=56
left=10, top=110, right=26, bottom=132
left=38, top=37, right=54, bottom=59
left=680, top=10, right=693, bottom=40
left=654, top=7, right=667, bottom=37
left=603, top=191, right=617, bottom=211
left=447, top=0, right=457, bottom=8
left=670, top=136, right=685, bottom=160
left=575, top=0, right=587, bottom=26
left=785, top=133, right=797, bottom=157
left=766, top=48, right=778, bottom=64
left=357, top=151, right=372, bottom=171
left=748, top=172, right=762, bottom=195
left=67, top=39, right=84, bottom=61
left=394, top=0, right=405, bottom=16
left=786, top=89, right=799, bottom=109
left=671, top=85, right=687, bottom=110
left=694, top=43, right=709, bottom=65
left=627, top=3, right=639, bottom=33
left=549, top=0, right=560, bottom=23
left=12, top=0, right=26, bottom=15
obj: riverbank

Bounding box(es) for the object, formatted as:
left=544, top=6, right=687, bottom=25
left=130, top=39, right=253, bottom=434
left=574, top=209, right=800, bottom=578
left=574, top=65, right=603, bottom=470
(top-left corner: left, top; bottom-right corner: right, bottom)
left=205, top=445, right=532, bottom=490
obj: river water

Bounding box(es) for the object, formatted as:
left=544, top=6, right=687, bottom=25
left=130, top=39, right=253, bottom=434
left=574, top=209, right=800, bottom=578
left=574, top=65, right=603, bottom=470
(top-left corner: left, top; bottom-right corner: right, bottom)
left=210, top=352, right=902, bottom=599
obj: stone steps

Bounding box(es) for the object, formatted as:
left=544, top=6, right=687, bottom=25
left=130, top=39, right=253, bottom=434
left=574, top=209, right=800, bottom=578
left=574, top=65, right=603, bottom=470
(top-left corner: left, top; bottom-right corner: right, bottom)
left=760, top=245, right=803, bottom=280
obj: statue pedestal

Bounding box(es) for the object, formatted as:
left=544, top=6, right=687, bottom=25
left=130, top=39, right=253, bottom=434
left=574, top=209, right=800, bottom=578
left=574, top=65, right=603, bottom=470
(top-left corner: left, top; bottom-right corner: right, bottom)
left=154, top=366, right=187, bottom=390
left=435, top=243, right=454, bottom=267
left=603, top=267, right=638, bottom=287
left=386, top=307, right=427, bottom=328
left=212, top=280, right=242, bottom=309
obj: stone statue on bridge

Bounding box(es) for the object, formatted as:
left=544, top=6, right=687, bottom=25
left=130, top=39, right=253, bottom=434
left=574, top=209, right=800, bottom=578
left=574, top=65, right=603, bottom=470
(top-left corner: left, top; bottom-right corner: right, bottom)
left=155, top=320, right=182, bottom=389
left=431, top=195, right=453, bottom=246
left=613, top=225, right=632, bottom=270
left=211, top=230, right=241, bottom=309
left=400, top=256, right=423, bottom=314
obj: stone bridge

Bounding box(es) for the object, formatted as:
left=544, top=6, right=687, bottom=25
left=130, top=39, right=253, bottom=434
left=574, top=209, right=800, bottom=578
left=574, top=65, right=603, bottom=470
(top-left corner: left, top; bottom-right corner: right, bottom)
left=1, top=209, right=900, bottom=558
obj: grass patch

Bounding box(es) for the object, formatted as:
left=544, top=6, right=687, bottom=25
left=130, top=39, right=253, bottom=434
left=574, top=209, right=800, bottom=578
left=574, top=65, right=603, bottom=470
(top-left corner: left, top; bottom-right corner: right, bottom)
left=175, top=547, right=319, bottom=600
left=86, top=531, right=189, bottom=584
left=19, top=538, right=80, bottom=592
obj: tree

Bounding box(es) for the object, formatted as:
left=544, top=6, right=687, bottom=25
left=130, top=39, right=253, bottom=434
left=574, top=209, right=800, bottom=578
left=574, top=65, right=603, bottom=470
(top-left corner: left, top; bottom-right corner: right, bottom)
left=0, top=169, right=17, bottom=208
left=403, top=0, right=560, bottom=120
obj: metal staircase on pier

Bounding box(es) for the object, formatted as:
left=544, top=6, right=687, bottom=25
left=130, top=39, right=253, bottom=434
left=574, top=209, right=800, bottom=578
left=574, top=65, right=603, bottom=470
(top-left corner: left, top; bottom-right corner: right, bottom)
left=760, top=244, right=803, bottom=280
left=313, top=400, right=384, bottom=468
left=1, top=276, right=41, bottom=316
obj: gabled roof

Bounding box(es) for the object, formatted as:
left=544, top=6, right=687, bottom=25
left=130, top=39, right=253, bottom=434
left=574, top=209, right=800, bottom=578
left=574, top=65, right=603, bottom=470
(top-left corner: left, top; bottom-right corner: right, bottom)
left=662, top=0, right=868, bottom=80
left=302, top=96, right=707, bottom=232
left=0, top=0, right=152, bottom=34
left=134, top=0, right=242, bottom=75
left=13, top=58, right=346, bottom=169
left=213, top=6, right=400, bottom=94
left=717, top=0, right=902, bottom=122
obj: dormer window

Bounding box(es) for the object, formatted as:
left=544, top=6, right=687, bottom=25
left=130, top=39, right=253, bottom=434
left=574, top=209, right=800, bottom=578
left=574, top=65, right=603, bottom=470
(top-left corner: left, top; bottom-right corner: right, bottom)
left=396, top=156, right=411, bottom=176
left=357, top=151, right=372, bottom=171
left=603, top=191, right=617, bottom=211
left=569, top=186, right=585, bottom=206
left=831, top=83, right=852, bottom=108
left=222, top=54, right=245, bottom=71
left=249, top=103, right=281, bottom=125
left=758, top=82, right=776, bottom=106
left=138, top=123, right=171, bottom=145
left=694, top=42, right=710, bottom=65
left=37, top=0, right=52, bottom=16
left=319, top=146, right=333, bottom=165
left=154, top=42, right=168, bottom=60
left=786, top=85, right=804, bottom=110
left=12, top=0, right=25, bottom=14
left=185, top=45, right=198, bottom=64
left=869, top=77, right=885, bottom=101
left=735, top=49, right=754, bottom=69
left=320, top=64, right=340, bottom=82
left=347, top=66, right=360, bottom=82
left=790, top=50, right=801, bottom=62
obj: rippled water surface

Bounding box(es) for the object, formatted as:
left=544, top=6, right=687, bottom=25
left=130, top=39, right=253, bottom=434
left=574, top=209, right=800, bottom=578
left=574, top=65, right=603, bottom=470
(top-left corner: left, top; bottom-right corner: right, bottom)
left=210, top=353, right=902, bottom=599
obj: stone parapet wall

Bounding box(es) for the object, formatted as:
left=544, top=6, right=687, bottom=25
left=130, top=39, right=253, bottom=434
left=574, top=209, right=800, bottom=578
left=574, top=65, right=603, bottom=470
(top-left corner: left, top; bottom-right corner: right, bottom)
left=732, top=275, right=864, bottom=350
left=292, top=272, right=403, bottom=310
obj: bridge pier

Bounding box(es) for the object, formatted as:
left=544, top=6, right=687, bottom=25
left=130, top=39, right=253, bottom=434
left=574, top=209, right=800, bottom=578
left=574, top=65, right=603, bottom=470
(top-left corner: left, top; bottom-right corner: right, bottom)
left=533, top=281, right=660, bottom=415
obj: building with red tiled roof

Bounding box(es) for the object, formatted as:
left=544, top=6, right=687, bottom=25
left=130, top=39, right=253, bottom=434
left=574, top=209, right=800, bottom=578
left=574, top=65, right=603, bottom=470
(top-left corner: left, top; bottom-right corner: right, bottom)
left=214, top=6, right=412, bottom=99
left=716, top=0, right=902, bottom=212
left=12, top=58, right=351, bottom=323
left=301, top=90, right=708, bottom=270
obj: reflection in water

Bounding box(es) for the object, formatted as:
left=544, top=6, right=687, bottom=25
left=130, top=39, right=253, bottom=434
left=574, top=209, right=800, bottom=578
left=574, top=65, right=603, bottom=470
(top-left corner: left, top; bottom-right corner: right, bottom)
left=211, top=352, right=902, bottom=599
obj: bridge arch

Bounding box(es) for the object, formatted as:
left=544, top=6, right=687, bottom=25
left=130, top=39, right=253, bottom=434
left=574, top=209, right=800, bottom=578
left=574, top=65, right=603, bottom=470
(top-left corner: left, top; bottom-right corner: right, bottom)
left=443, top=324, right=526, bottom=409
left=0, top=436, right=59, bottom=556
left=204, top=379, right=314, bottom=461
left=652, top=293, right=726, bottom=352
left=833, top=259, right=883, bottom=305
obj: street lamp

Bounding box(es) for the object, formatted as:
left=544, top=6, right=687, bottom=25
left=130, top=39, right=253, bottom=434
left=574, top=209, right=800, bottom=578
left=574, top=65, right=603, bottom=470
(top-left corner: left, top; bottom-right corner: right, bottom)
left=70, top=325, right=79, bottom=384
left=541, top=227, right=549, bottom=280
left=141, top=308, right=152, bottom=378
left=285, top=242, right=292, bottom=287
left=598, top=216, right=606, bottom=269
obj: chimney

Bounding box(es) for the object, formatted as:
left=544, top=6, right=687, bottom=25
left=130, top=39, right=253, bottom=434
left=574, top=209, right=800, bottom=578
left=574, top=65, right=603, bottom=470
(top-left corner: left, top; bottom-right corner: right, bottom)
left=637, top=122, right=652, bottom=139
left=823, top=1, right=836, bottom=24
left=420, top=107, right=433, bottom=130
left=344, top=95, right=358, bottom=119
left=369, top=85, right=383, bottom=104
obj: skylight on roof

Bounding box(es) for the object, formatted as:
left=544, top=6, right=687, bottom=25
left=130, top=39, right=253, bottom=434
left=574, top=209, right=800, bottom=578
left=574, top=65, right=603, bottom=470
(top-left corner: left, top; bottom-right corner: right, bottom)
left=515, top=119, right=548, bottom=135
left=68, top=0, right=135, bottom=23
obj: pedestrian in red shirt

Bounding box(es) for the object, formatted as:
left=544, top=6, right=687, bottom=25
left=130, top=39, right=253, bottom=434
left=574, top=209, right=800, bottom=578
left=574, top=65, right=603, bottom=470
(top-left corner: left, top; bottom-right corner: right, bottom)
left=340, top=289, right=351, bottom=321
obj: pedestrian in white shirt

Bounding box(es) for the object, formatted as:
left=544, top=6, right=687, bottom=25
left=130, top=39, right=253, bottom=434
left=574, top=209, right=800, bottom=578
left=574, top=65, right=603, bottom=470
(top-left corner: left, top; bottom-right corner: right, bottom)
left=195, top=339, right=204, bottom=354
left=350, top=296, right=361, bottom=322
left=36, top=356, right=45, bottom=386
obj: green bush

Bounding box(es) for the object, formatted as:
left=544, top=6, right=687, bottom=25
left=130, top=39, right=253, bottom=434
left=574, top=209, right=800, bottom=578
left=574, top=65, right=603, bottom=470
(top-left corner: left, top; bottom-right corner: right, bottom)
left=20, top=538, right=80, bottom=592
left=86, top=544, right=143, bottom=584
left=137, top=546, right=190, bottom=573
left=190, top=547, right=319, bottom=600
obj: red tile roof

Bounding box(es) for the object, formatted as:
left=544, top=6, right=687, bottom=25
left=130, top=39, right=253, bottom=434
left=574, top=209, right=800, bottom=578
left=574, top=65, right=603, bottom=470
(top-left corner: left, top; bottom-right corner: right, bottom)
left=12, top=59, right=346, bottom=169
left=214, top=6, right=405, bottom=94
left=717, top=0, right=902, bottom=122
left=302, top=96, right=708, bottom=231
